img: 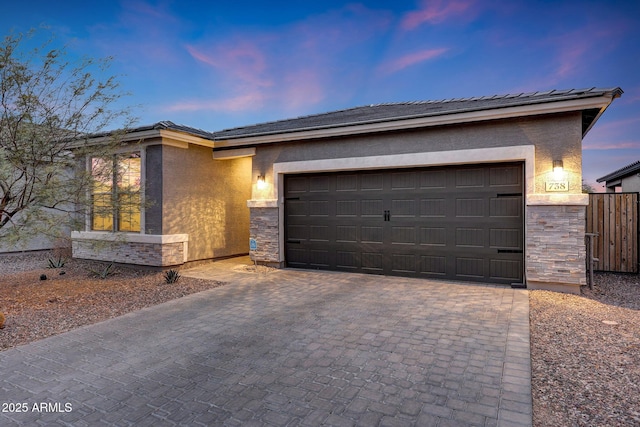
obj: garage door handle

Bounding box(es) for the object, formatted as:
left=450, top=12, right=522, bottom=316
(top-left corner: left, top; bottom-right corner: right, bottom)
left=287, top=240, right=302, bottom=244
left=497, top=249, right=523, bottom=253
left=384, top=210, right=390, bottom=221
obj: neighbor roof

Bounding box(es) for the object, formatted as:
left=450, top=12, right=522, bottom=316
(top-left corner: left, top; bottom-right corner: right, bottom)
left=596, top=160, right=640, bottom=183
left=213, top=87, right=622, bottom=142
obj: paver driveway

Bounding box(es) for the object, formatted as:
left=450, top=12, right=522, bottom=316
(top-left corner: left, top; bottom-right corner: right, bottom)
left=0, top=258, right=531, bottom=426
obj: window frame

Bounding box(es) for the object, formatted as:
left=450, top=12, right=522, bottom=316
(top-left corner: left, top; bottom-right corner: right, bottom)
left=90, top=150, right=143, bottom=233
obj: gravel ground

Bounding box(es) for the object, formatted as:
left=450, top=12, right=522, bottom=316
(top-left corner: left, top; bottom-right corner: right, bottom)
left=530, top=272, right=640, bottom=427
left=0, top=251, right=224, bottom=351
left=1, top=251, right=639, bottom=426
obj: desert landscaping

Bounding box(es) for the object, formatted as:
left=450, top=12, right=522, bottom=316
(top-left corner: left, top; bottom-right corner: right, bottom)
left=1, top=251, right=638, bottom=426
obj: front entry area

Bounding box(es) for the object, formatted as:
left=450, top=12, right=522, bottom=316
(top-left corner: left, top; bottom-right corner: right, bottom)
left=284, top=162, right=524, bottom=284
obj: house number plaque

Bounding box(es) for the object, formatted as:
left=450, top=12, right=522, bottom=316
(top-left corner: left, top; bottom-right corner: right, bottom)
left=545, top=180, right=568, bottom=192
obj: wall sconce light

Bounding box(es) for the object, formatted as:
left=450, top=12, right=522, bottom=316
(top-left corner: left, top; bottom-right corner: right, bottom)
left=552, top=159, right=564, bottom=180
left=257, top=175, right=267, bottom=190
left=553, top=159, right=564, bottom=173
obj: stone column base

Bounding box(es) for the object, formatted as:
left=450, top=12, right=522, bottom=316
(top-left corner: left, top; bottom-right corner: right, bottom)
left=248, top=200, right=280, bottom=265
left=525, top=203, right=587, bottom=292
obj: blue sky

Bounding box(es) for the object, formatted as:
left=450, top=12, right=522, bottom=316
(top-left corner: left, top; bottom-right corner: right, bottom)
left=3, top=0, right=639, bottom=189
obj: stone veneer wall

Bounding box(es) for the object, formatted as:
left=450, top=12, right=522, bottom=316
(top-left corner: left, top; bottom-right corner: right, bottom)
left=72, top=234, right=187, bottom=267
left=249, top=206, right=280, bottom=265
left=526, top=204, right=587, bottom=293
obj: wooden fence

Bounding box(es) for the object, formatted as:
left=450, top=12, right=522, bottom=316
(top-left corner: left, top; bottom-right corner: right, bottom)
left=586, top=193, right=638, bottom=273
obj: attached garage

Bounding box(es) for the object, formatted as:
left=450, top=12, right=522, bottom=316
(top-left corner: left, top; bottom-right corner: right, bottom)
left=213, top=87, right=622, bottom=293
left=284, top=163, right=523, bottom=284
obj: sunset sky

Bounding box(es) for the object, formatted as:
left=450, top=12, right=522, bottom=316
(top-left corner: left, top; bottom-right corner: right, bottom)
left=3, top=0, right=639, bottom=189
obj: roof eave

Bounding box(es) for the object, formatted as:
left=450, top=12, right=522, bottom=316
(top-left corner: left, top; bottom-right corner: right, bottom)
left=596, top=161, right=640, bottom=183
left=213, top=95, right=618, bottom=148
left=69, top=128, right=216, bottom=149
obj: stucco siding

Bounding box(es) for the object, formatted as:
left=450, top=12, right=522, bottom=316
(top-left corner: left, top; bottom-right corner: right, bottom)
left=161, top=144, right=251, bottom=262
left=251, top=113, right=583, bottom=198
left=621, top=174, right=640, bottom=193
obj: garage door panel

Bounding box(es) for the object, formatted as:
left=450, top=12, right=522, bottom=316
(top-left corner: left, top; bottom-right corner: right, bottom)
left=456, top=228, right=485, bottom=247
left=287, top=200, right=308, bottom=216
left=420, top=169, right=447, bottom=188
left=420, top=255, right=447, bottom=275
left=456, top=257, right=485, bottom=278
left=284, top=163, right=523, bottom=284
left=456, top=198, right=486, bottom=217
left=336, top=225, right=358, bottom=242
left=336, top=251, right=358, bottom=269
left=391, top=171, right=417, bottom=190
left=361, top=226, right=383, bottom=243
left=490, top=228, right=522, bottom=249
left=490, top=197, right=522, bottom=217
left=391, top=199, right=416, bottom=217
left=490, top=165, right=522, bottom=186
left=362, top=252, right=384, bottom=271
left=336, top=200, right=358, bottom=216
left=309, top=250, right=330, bottom=268
left=309, top=200, right=329, bottom=216
left=361, top=173, right=384, bottom=190
left=420, top=199, right=447, bottom=217
left=361, top=199, right=383, bottom=217
left=420, top=227, right=447, bottom=246
left=309, top=176, right=330, bottom=192
left=456, top=168, right=486, bottom=187
left=490, top=259, right=522, bottom=281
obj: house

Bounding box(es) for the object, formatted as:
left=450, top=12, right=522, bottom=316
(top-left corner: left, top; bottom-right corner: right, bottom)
left=596, top=160, right=640, bottom=192
left=72, top=87, right=623, bottom=294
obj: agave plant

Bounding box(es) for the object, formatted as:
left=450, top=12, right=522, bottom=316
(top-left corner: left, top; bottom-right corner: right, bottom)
left=47, top=256, right=67, bottom=269
left=163, top=269, right=181, bottom=284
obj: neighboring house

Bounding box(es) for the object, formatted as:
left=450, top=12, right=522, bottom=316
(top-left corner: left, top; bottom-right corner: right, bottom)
left=72, top=87, right=623, bottom=294
left=596, top=160, right=640, bottom=192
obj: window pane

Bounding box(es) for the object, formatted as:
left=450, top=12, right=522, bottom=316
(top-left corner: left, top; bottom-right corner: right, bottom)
left=117, top=153, right=141, bottom=192
left=92, top=194, right=113, bottom=231
left=118, top=193, right=141, bottom=232
left=92, top=157, right=113, bottom=193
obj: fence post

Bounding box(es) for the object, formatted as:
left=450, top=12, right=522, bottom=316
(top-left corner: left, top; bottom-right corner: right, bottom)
left=585, top=233, right=599, bottom=289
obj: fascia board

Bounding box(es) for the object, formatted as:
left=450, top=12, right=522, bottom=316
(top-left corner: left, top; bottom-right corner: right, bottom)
left=214, top=95, right=615, bottom=148
left=72, top=129, right=215, bottom=149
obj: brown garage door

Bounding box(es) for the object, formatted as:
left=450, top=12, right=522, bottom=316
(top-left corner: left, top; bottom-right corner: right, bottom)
left=284, top=163, right=524, bottom=284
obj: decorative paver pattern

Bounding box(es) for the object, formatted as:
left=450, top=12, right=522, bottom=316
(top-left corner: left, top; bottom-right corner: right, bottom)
left=0, top=258, right=531, bottom=426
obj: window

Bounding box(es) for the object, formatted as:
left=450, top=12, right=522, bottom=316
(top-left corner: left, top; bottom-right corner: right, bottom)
left=91, top=152, right=141, bottom=232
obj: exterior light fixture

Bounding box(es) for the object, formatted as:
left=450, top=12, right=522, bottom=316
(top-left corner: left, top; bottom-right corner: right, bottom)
left=546, top=159, right=568, bottom=192
left=553, top=159, right=564, bottom=174
left=257, top=175, right=266, bottom=190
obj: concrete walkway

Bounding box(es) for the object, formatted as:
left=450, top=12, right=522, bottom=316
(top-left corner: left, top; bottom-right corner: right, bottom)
left=0, top=257, right=532, bottom=426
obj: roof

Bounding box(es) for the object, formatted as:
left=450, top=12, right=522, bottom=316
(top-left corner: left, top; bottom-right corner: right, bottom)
left=213, top=87, right=623, bottom=141
left=596, top=160, right=640, bottom=183
left=126, top=121, right=217, bottom=140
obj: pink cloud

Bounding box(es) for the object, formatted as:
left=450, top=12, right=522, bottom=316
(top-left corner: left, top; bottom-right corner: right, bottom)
left=166, top=92, right=268, bottom=113
left=401, top=0, right=475, bottom=30
left=281, top=69, right=325, bottom=111
left=378, top=48, right=448, bottom=76
left=186, top=43, right=272, bottom=89
left=583, top=140, right=640, bottom=150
